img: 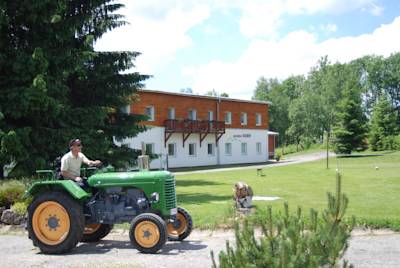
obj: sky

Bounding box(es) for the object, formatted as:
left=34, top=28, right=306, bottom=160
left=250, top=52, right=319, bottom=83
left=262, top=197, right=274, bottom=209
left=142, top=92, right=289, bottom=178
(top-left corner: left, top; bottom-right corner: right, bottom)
left=95, top=0, right=400, bottom=100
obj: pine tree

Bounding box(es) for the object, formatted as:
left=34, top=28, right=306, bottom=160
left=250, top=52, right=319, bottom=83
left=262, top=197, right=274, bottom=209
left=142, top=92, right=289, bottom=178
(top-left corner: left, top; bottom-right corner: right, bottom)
left=333, top=80, right=368, bottom=154
left=211, top=172, right=355, bottom=268
left=0, top=1, right=148, bottom=176
left=369, top=95, right=399, bottom=151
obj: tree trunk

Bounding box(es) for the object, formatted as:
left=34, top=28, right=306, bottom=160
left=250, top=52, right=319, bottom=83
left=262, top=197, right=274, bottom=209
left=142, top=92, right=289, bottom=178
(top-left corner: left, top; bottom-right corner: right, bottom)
left=0, top=164, right=4, bottom=179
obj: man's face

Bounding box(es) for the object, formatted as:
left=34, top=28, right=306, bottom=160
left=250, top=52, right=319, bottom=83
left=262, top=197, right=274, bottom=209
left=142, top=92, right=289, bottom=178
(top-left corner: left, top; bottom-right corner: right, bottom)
left=71, top=144, right=82, bottom=153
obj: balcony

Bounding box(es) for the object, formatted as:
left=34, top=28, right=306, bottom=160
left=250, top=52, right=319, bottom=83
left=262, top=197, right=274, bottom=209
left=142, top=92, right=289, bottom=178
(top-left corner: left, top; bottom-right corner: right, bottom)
left=164, top=119, right=225, bottom=147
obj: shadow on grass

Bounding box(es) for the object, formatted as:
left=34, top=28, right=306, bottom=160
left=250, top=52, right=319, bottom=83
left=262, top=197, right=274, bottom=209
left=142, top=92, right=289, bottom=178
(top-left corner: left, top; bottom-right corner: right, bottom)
left=337, top=154, right=384, bottom=158
left=178, top=193, right=232, bottom=205
left=176, top=179, right=225, bottom=187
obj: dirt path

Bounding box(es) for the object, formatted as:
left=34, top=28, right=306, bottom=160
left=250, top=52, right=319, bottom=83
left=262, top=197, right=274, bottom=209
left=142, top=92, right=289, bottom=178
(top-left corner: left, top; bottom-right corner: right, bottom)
left=175, top=151, right=334, bottom=175
left=1, top=228, right=400, bottom=268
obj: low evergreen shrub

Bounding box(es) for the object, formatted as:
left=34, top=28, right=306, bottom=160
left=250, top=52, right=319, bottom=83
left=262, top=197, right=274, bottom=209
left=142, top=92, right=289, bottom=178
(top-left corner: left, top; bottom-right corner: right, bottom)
left=212, top=173, right=354, bottom=268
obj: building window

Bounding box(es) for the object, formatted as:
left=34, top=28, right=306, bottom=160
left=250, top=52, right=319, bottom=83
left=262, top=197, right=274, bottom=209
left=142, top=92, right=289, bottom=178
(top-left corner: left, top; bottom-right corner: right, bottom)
left=145, top=106, right=154, bottom=121
left=207, top=143, right=214, bottom=156
left=145, top=143, right=154, bottom=154
left=224, top=112, right=232, bottom=124
left=225, top=143, right=232, bottom=155
left=188, top=143, right=196, bottom=156
left=241, top=143, right=247, bottom=155
left=208, top=110, right=214, bottom=121
left=168, top=107, right=175, bottom=120
left=240, top=112, right=247, bottom=125
left=168, top=143, right=176, bottom=157
left=256, top=113, right=262, bottom=126
left=188, top=109, right=197, bottom=120
left=256, top=142, right=262, bottom=154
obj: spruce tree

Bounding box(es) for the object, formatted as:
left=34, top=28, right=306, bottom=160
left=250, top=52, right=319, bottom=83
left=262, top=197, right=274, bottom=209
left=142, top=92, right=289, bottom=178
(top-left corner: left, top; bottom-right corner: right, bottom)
left=333, top=79, right=368, bottom=154
left=369, top=95, right=399, bottom=151
left=0, top=1, right=148, bottom=176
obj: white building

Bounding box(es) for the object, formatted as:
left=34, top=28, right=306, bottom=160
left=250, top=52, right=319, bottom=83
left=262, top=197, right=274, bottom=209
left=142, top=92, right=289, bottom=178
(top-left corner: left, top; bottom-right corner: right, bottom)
left=122, top=90, right=276, bottom=169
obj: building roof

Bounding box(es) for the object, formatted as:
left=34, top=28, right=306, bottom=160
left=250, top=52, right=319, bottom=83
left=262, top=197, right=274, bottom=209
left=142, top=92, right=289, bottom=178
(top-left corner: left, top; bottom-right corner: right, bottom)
left=139, top=89, right=272, bottom=105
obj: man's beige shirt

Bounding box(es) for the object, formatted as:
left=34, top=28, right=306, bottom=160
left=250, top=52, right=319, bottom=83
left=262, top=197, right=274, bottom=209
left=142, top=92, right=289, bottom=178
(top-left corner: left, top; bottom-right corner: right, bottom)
left=61, top=152, right=89, bottom=177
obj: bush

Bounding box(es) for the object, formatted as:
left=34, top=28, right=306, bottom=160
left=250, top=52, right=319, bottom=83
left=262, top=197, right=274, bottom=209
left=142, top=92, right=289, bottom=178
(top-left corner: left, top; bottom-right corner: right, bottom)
left=212, top=173, right=354, bottom=268
left=274, top=152, right=281, bottom=161
left=11, top=201, right=29, bottom=215
left=0, top=180, right=27, bottom=208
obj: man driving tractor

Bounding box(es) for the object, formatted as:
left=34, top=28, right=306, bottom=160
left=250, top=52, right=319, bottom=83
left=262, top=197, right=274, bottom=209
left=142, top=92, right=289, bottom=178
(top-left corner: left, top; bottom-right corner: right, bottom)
left=61, top=138, right=102, bottom=183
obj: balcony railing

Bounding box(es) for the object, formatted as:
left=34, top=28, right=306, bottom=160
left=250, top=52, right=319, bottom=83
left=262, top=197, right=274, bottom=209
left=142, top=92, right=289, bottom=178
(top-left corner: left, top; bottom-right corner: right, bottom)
left=164, top=119, right=225, bottom=133
left=164, top=119, right=225, bottom=147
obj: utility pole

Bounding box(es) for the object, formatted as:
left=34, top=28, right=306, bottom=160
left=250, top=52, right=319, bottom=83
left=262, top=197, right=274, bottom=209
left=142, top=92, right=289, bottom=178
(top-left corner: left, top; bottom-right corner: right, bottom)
left=326, top=131, right=330, bottom=169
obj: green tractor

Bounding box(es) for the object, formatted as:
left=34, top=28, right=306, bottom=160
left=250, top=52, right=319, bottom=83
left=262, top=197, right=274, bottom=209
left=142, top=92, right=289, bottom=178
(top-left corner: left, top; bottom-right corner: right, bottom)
left=25, top=159, right=192, bottom=254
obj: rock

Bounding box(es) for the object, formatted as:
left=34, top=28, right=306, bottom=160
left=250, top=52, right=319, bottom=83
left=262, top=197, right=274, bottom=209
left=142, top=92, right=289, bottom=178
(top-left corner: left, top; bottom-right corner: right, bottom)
left=0, top=209, right=25, bottom=225
left=0, top=207, right=5, bottom=218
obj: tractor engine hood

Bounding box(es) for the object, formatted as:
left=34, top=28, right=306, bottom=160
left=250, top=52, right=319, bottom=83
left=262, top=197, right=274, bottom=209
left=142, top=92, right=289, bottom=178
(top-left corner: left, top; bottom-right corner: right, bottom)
left=88, top=171, right=173, bottom=188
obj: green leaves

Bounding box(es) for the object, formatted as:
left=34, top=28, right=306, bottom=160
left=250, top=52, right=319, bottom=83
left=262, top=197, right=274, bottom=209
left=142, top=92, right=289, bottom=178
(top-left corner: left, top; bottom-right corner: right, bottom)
left=32, top=74, right=47, bottom=92
left=50, top=14, right=61, bottom=23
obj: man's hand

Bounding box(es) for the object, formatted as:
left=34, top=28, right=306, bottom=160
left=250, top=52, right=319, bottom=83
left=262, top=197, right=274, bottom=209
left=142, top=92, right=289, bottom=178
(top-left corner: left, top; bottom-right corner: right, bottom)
left=90, top=160, right=102, bottom=166
left=74, top=176, right=83, bottom=182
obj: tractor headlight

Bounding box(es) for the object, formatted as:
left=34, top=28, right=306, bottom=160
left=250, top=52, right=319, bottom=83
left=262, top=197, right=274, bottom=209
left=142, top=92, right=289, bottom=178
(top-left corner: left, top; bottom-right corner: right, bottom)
left=150, top=192, right=159, bottom=203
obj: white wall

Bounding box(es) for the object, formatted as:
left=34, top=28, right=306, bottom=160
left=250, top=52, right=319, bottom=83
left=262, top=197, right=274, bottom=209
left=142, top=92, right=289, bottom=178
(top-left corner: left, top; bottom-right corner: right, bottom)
left=218, top=128, right=269, bottom=165
left=121, top=127, right=269, bottom=169
left=120, top=126, right=166, bottom=169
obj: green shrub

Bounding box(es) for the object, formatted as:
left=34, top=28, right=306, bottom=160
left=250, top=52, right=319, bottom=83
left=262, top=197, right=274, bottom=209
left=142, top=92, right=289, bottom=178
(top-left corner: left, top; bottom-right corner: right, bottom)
left=0, top=180, right=27, bottom=208
left=212, top=173, right=354, bottom=268
left=11, top=201, right=29, bottom=215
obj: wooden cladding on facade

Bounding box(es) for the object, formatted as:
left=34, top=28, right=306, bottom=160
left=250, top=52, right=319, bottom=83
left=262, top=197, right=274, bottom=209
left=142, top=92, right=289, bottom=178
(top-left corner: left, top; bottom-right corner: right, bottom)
left=130, top=90, right=269, bottom=130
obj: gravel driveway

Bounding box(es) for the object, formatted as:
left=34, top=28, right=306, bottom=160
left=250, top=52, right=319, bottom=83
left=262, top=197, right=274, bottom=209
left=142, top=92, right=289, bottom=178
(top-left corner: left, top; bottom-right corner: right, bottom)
left=1, top=227, right=400, bottom=268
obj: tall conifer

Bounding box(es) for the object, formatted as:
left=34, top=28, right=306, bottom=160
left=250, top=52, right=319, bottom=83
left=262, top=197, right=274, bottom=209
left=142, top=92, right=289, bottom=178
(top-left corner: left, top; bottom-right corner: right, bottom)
left=333, top=75, right=368, bottom=154
left=369, top=95, right=399, bottom=150
left=0, top=1, right=148, bottom=176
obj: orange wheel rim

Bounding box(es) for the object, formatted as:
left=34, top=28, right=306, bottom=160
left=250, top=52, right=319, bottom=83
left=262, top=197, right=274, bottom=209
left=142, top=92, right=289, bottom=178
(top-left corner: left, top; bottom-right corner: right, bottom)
left=134, top=221, right=160, bottom=248
left=167, top=212, right=187, bottom=236
left=32, top=201, right=70, bottom=245
left=84, top=223, right=101, bottom=235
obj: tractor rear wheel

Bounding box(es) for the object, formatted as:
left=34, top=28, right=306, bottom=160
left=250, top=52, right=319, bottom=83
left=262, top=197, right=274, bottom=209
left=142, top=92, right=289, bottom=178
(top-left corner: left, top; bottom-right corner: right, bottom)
left=81, top=224, right=113, bottom=242
left=129, top=213, right=167, bottom=254
left=167, top=207, right=193, bottom=241
left=27, top=191, right=85, bottom=254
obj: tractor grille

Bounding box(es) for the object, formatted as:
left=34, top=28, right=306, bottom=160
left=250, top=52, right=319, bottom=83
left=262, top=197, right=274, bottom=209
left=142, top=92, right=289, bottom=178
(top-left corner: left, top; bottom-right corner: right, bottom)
left=164, top=178, right=177, bottom=210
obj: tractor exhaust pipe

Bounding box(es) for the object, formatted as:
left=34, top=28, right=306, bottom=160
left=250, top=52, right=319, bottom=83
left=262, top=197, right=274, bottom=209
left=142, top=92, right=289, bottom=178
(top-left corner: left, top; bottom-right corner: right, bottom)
left=138, top=142, right=149, bottom=171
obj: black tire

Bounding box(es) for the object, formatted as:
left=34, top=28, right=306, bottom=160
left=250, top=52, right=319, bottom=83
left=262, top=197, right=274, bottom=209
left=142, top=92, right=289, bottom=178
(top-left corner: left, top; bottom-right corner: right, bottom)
left=167, top=207, right=193, bottom=241
left=27, top=191, right=85, bottom=254
left=81, top=224, right=113, bottom=243
left=129, top=213, right=167, bottom=254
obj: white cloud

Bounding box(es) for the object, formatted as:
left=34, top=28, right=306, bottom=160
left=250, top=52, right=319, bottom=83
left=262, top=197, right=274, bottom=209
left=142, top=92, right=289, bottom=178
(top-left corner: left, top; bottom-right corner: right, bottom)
left=236, top=0, right=384, bottom=38
left=320, top=23, right=338, bottom=33
left=95, top=0, right=210, bottom=74
left=95, top=1, right=384, bottom=68
left=184, top=17, right=400, bottom=99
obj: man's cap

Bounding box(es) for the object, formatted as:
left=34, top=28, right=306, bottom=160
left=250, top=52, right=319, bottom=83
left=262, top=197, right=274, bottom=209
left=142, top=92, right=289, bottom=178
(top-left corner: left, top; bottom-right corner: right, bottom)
left=69, top=138, right=82, bottom=147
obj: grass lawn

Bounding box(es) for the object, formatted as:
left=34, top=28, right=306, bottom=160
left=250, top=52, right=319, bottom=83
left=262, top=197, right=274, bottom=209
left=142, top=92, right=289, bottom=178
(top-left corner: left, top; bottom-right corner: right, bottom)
left=175, top=151, right=400, bottom=230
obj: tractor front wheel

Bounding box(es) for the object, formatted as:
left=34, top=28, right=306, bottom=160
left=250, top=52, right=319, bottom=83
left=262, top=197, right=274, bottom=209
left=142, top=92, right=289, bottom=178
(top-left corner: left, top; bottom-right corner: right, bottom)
left=167, top=207, right=193, bottom=241
left=81, top=224, right=113, bottom=242
left=129, top=213, right=167, bottom=254
left=27, top=191, right=85, bottom=254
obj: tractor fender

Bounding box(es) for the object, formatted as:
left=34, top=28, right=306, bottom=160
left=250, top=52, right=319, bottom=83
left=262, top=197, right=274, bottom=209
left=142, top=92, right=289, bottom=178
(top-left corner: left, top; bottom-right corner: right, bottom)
left=25, top=180, right=90, bottom=200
